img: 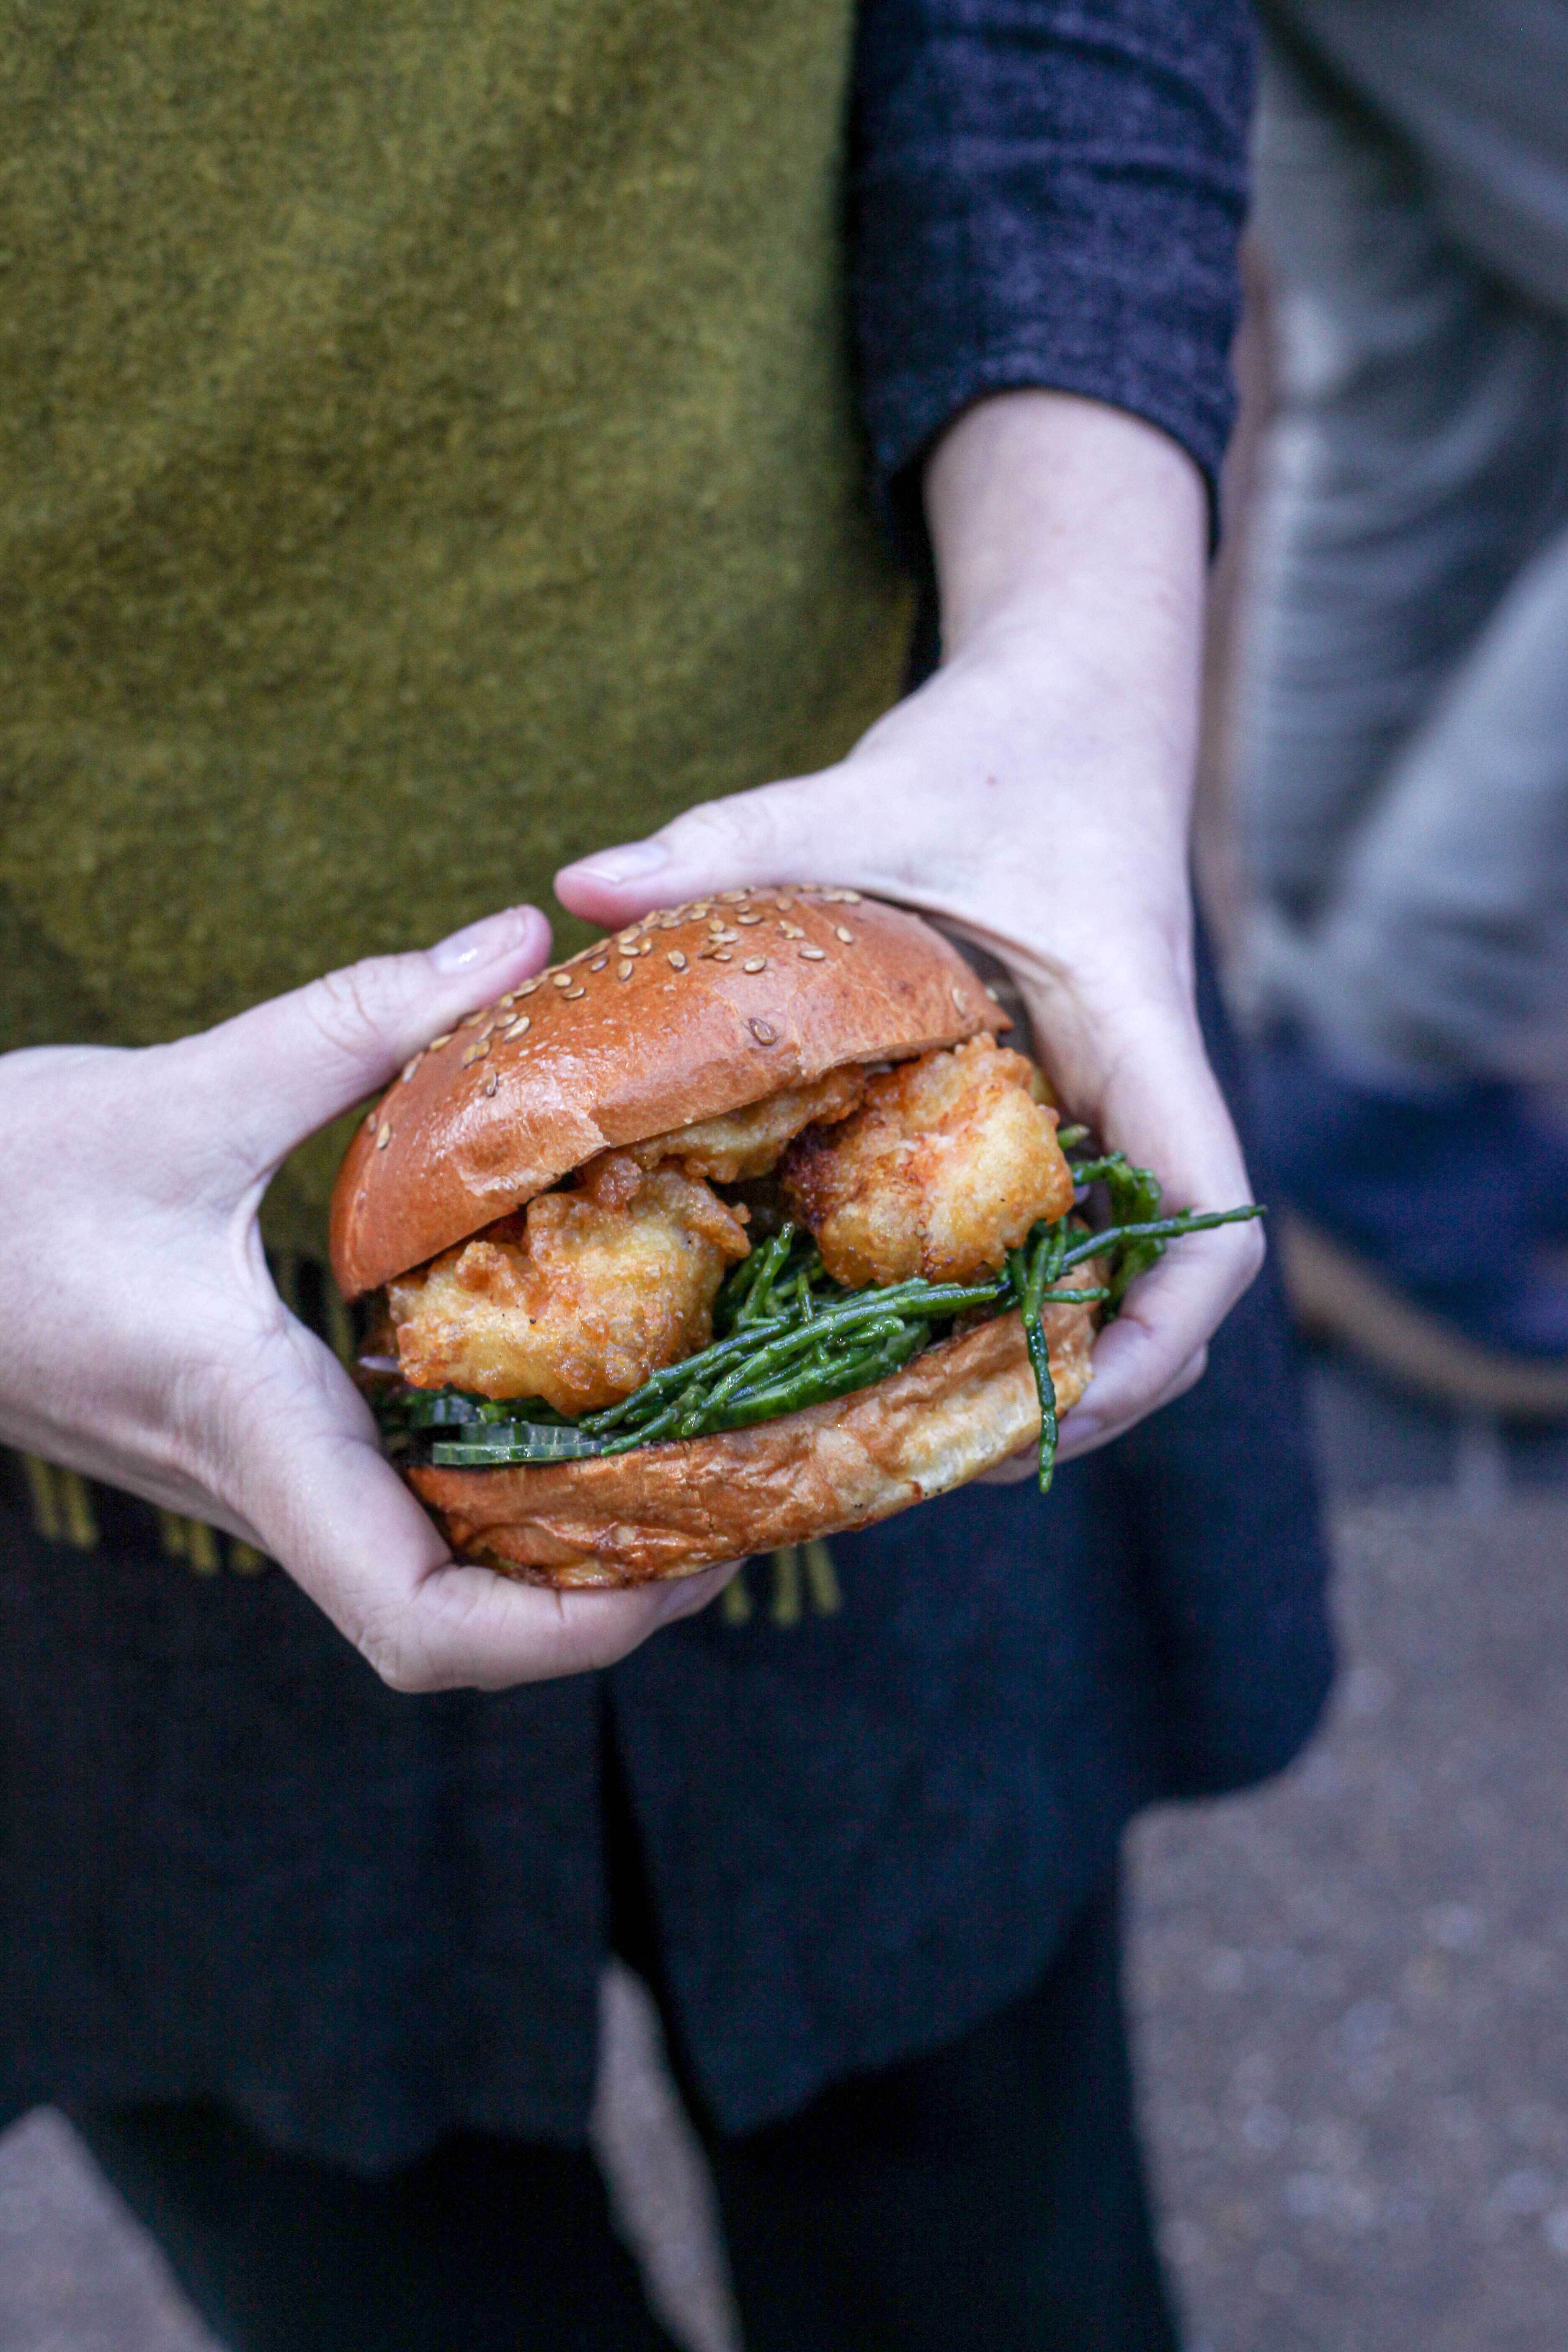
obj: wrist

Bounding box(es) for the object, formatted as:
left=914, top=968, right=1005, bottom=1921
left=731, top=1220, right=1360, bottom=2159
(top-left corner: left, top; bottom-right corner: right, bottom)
left=842, top=591, right=1198, bottom=894
left=923, top=389, right=1206, bottom=665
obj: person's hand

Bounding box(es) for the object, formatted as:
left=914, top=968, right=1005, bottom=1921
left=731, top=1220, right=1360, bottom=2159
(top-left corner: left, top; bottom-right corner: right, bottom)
left=558, top=391, right=1264, bottom=1465
left=0, top=906, right=736, bottom=1690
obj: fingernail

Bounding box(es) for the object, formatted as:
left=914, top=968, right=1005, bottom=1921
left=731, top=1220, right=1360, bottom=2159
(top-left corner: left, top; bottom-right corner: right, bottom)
left=563, top=841, right=670, bottom=885
left=428, top=906, right=534, bottom=973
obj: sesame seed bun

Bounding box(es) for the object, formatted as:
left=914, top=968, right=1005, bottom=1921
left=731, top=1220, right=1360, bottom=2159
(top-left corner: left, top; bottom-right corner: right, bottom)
left=330, top=888, right=998, bottom=1298
left=330, top=886, right=1096, bottom=1589
left=407, top=1276, right=1100, bottom=1586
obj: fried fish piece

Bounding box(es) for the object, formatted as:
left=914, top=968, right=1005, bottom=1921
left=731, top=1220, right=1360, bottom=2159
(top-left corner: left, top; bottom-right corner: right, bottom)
left=628, top=1065, right=867, bottom=1182
left=389, top=1154, right=750, bottom=1414
left=781, top=1037, right=1075, bottom=1288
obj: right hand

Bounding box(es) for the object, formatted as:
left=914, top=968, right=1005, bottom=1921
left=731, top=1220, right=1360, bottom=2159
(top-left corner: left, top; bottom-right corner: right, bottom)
left=560, top=395, right=1260, bottom=1473
left=0, top=906, right=737, bottom=1692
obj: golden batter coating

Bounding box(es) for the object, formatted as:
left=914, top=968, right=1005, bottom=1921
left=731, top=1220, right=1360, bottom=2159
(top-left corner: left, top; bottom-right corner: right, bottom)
left=781, top=1038, right=1075, bottom=1288
left=627, top=1065, right=867, bottom=1182
left=389, top=1155, right=750, bottom=1414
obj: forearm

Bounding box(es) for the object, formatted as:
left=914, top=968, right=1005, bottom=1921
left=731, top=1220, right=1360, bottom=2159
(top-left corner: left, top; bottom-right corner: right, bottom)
left=820, top=389, right=1211, bottom=996
left=924, top=389, right=1207, bottom=680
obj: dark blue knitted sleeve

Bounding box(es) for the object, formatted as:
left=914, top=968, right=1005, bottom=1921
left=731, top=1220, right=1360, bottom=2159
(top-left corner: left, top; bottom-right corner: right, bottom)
left=849, top=0, right=1255, bottom=535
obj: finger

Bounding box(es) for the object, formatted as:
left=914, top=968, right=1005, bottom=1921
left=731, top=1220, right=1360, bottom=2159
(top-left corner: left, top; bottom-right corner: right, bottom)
left=978, top=1330, right=1211, bottom=1485
left=652, top=1558, right=745, bottom=1620
left=976, top=1448, right=1038, bottom=1486
left=1064, top=1179, right=1262, bottom=1433
left=1055, top=1220, right=1256, bottom=1458
left=1054, top=1340, right=1210, bottom=1462
left=387, top=1554, right=739, bottom=1692
left=554, top=774, right=853, bottom=926
left=1005, top=954, right=1263, bottom=1416
left=174, top=904, right=553, bottom=1179
left=229, top=1335, right=730, bottom=1691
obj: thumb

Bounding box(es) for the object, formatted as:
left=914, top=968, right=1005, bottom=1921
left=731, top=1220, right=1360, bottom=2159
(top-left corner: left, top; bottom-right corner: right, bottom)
left=183, top=904, right=552, bottom=1177
left=554, top=773, right=854, bottom=929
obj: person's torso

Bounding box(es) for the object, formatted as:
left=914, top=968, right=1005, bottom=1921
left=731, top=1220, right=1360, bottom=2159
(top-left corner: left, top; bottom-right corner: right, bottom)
left=0, top=0, right=911, bottom=1244
left=1265, top=0, right=1568, bottom=312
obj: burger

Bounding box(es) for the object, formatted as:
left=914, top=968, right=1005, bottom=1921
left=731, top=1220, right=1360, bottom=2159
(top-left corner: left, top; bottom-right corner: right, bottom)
left=331, top=887, right=1251, bottom=1587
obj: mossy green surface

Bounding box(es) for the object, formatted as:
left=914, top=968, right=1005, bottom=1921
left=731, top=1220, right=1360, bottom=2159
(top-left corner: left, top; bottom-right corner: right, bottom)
left=0, top=0, right=912, bottom=1253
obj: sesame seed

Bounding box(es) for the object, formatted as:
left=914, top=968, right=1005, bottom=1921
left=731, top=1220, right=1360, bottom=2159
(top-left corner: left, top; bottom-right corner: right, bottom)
left=775, top=895, right=794, bottom=910
left=985, top=986, right=1000, bottom=1002
left=743, top=956, right=766, bottom=972
left=835, top=926, right=854, bottom=943
left=841, top=890, right=862, bottom=903
left=589, top=956, right=609, bottom=972
left=550, top=972, right=573, bottom=990
left=779, top=921, right=803, bottom=938
left=428, top=1031, right=454, bottom=1048
left=517, top=979, right=540, bottom=997
left=563, top=984, right=586, bottom=1000
left=376, top=1122, right=392, bottom=1150
left=737, top=911, right=765, bottom=925
left=460, top=1009, right=487, bottom=1028
left=657, top=912, right=681, bottom=929
left=689, top=902, right=710, bottom=918
left=799, top=945, right=826, bottom=960
left=461, top=1037, right=492, bottom=1065
left=503, top=1014, right=531, bottom=1039
left=718, top=889, right=747, bottom=904
left=952, top=986, right=971, bottom=1011
left=483, top=1072, right=498, bottom=1096
left=749, top=1019, right=777, bottom=1045
left=668, top=950, right=688, bottom=970
left=712, top=950, right=732, bottom=962
left=365, top=1109, right=378, bottom=1131
left=400, top=1054, right=423, bottom=1083
left=618, top=960, right=634, bottom=980
left=617, top=931, right=640, bottom=950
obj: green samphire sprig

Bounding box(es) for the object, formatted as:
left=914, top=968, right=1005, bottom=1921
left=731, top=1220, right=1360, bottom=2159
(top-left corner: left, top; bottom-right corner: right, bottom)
left=373, top=1147, right=1262, bottom=1494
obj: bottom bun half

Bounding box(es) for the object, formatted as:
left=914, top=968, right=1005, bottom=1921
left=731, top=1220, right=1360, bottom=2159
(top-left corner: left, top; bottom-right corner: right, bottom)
left=408, top=1285, right=1100, bottom=1589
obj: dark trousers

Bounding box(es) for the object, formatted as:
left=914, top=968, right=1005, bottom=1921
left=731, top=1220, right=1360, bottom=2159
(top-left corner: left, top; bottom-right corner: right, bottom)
left=71, top=1878, right=1175, bottom=2352
left=72, top=1727, right=1176, bottom=2351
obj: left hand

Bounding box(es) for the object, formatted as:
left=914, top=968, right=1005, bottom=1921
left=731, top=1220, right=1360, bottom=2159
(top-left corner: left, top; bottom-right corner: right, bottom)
left=557, top=392, right=1262, bottom=1465
left=0, top=908, right=739, bottom=1691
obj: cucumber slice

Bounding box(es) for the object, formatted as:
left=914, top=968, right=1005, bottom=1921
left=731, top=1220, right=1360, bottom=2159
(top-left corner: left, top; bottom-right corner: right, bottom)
left=428, top=1423, right=610, bottom=1465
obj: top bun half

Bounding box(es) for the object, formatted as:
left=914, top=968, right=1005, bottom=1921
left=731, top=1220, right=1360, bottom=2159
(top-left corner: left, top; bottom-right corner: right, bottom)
left=330, top=888, right=999, bottom=1297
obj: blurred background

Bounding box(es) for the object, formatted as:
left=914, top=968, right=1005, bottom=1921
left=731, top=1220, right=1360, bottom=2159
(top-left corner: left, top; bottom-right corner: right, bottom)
left=5, top=6, right=1567, bottom=2343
